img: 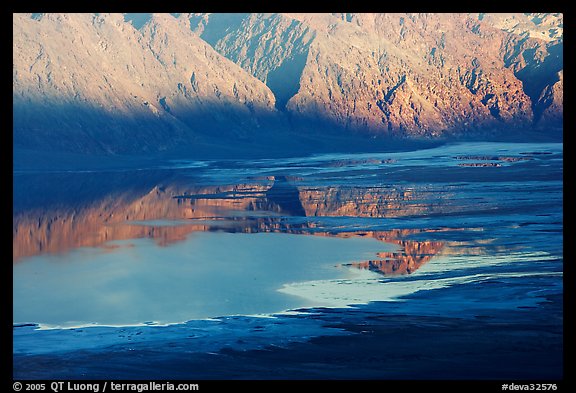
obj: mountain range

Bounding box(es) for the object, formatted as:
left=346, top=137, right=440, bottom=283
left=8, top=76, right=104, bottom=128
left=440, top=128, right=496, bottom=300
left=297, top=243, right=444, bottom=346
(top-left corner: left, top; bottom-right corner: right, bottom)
left=13, top=13, right=563, bottom=156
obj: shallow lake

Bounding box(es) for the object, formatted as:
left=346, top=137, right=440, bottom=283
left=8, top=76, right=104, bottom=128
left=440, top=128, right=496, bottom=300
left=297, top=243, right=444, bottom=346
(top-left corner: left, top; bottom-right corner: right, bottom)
left=13, top=141, right=563, bottom=378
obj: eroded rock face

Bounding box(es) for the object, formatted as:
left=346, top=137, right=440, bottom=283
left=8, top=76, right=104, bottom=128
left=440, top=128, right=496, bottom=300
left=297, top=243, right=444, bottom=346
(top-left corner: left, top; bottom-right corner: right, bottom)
left=198, top=13, right=562, bottom=136
left=13, top=13, right=281, bottom=153
left=13, top=13, right=563, bottom=154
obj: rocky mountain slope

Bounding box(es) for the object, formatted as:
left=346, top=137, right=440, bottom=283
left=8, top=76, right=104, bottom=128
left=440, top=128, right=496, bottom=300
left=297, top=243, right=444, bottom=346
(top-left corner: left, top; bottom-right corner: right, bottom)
left=13, top=13, right=284, bottom=153
left=13, top=13, right=563, bottom=155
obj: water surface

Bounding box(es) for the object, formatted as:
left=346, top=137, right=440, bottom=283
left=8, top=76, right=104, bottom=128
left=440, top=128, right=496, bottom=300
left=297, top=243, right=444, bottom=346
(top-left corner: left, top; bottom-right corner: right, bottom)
left=13, top=141, right=563, bottom=378
left=14, top=232, right=396, bottom=327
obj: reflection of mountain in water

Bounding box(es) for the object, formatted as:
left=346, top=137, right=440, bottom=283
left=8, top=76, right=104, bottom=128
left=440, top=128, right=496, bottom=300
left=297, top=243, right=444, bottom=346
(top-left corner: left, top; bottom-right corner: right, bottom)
left=300, top=186, right=457, bottom=218
left=14, top=173, right=455, bottom=275
left=262, top=176, right=306, bottom=216
left=350, top=240, right=445, bottom=276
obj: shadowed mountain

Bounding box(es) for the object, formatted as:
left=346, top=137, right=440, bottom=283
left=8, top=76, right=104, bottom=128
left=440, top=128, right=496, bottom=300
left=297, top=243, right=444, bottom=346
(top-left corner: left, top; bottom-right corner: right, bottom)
left=190, top=13, right=314, bottom=112
left=13, top=13, right=562, bottom=158
left=13, top=13, right=286, bottom=154
left=191, top=12, right=562, bottom=137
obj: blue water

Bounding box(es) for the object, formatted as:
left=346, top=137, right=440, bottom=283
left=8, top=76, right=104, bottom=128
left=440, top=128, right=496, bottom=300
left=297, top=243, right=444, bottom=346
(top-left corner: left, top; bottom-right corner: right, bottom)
left=14, top=233, right=396, bottom=328
left=13, top=142, right=563, bottom=378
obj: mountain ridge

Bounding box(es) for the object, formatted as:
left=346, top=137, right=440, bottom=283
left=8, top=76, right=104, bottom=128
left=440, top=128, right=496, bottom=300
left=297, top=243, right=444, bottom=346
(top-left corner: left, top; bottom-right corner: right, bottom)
left=13, top=12, right=563, bottom=156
